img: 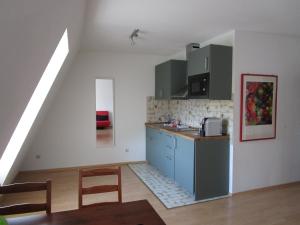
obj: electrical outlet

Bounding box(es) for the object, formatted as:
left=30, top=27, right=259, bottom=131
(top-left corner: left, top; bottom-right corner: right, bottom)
left=35, top=154, right=41, bottom=159
left=125, top=148, right=129, bottom=153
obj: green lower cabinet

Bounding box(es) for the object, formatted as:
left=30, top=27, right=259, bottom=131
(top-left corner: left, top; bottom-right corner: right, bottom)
left=146, top=127, right=229, bottom=201
left=162, top=148, right=175, bottom=180
left=146, top=128, right=173, bottom=177
left=195, top=139, right=229, bottom=200
left=174, top=136, right=195, bottom=195
left=160, top=132, right=175, bottom=180
left=146, top=128, right=194, bottom=194
left=146, top=128, right=154, bottom=165
left=152, top=131, right=163, bottom=171
left=146, top=128, right=161, bottom=170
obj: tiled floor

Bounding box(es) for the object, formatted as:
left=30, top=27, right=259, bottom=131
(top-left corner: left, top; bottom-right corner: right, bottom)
left=129, top=163, right=228, bottom=208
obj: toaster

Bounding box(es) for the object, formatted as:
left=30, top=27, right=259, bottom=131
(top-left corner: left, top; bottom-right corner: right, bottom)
left=202, top=117, right=222, bottom=136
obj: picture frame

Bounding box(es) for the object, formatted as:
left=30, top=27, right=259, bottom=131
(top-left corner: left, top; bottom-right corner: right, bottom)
left=240, top=73, right=278, bottom=142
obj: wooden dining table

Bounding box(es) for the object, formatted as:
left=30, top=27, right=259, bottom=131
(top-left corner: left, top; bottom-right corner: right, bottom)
left=6, top=200, right=166, bottom=225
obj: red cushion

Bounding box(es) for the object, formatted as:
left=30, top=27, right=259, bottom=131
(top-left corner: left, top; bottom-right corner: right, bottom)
left=96, top=111, right=110, bottom=128
left=96, top=111, right=109, bottom=116
left=97, top=121, right=110, bottom=128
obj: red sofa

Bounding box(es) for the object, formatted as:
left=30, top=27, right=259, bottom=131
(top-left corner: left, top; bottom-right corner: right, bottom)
left=96, top=111, right=111, bottom=129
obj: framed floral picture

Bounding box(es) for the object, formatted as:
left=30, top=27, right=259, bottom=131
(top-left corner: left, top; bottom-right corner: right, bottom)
left=240, top=74, right=278, bottom=141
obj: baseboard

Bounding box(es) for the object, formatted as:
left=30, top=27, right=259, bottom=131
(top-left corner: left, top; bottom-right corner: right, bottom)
left=18, top=160, right=146, bottom=174
left=233, top=180, right=300, bottom=196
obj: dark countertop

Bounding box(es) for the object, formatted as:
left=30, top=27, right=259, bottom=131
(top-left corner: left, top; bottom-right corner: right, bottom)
left=145, top=122, right=229, bottom=141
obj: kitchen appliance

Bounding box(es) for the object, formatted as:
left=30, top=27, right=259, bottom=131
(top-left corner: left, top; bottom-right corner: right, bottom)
left=186, top=43, right=200, bottom=60
left=188, top=73, right=210, bottom=98
left=170, top=43, right=201, bottom=100
left=201, top=117, right=222, bottom=136
left=171, top=85, right=188, bottom=99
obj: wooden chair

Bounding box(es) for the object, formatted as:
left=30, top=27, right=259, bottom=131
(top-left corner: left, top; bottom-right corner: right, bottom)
left=0, top=180, right=51, bottom=215
left=78, top=166, right=122, bottom=208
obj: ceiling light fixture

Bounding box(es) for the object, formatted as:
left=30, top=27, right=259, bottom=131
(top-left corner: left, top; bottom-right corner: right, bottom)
left=129, top=28, right=140, bottom=46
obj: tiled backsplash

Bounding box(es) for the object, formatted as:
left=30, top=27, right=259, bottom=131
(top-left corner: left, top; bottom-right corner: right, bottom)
left=146, top=97, right=234, bottom=140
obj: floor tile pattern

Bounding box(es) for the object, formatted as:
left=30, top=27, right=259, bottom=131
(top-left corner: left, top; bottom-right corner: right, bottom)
left=129, top=163, right=202, bottom=208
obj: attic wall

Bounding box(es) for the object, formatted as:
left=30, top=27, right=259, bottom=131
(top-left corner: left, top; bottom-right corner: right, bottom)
left=0, top=0, right=86, bottom=183
left=21, top=52, right=164, bottom=171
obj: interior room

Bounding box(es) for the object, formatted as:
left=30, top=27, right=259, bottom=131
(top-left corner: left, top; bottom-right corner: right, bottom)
left=0, top=0, right=300, bottom=225
left=95, top=78, right=114, bottom=147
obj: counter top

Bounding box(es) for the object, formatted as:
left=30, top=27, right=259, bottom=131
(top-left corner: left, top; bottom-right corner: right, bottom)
left=145, top=123, right=229, bottom=141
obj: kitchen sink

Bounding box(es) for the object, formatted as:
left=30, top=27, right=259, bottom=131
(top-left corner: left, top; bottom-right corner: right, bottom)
left=163, top=125, right=198, bottom=132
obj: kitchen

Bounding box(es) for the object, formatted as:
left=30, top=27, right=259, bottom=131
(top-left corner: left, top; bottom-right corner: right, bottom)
left=2, top=1, right=300, bottom=224
left=128, top=43, right=234, bottom=207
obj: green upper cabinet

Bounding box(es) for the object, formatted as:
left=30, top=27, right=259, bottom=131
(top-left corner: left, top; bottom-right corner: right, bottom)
left=155, top=60, right=187, bottom=100
left=188, top=45, right=210, bottom=75
left=187, top=44, right=232, bottom=100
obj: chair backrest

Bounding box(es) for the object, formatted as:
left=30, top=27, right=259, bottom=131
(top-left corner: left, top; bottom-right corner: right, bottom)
left=0, top=180, right=51, bottom=215
left=78, top=166, right=122, bottom=208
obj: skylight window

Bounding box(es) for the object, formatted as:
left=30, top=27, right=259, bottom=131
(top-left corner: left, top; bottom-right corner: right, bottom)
left=0, top=29, right=69, bottom=185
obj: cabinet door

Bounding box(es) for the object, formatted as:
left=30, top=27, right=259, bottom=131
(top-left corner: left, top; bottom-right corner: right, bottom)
left=155, top=62, right=171, bottom=99
left=163, top=148, right=175, bottom=180
left=152, top=130, right=163, bottom=170
left=146, top=128, right=156, bottom=166
left=162, top=133, right=175, bottom=180
left=170, top=60, right=187, bottom=95
left=200, top=46, right=210, bottom=74
left=158, top=132, right=172, bottom=177
left=187, top=49, right=201, bottom=76
left=187, top=46, right=210, bottom=76
left=146, top=128, right=151, bottom=164
left=195, top=139, right=229, bottom=200
left=209, top=45, right=232, bottom=100
left=175, top=136, right=194, bottom=194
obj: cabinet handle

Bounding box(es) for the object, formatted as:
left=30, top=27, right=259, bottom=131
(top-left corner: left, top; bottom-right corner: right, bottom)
left=205, top=57, right=208, bottom=72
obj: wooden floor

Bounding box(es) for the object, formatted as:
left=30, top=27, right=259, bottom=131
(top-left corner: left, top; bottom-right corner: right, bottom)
left=96, top=127, right=113, bottom=146
left=1, top=165, right=300, bottom=225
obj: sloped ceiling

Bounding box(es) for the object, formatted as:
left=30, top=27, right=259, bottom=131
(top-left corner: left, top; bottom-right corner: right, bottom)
left=81, top=0, right=300, bottom=55
left=0, top=0, right=86, bottom=184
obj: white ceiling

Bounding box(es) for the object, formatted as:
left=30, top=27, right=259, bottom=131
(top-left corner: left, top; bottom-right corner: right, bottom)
left=80, top=0, right=300, bottom=56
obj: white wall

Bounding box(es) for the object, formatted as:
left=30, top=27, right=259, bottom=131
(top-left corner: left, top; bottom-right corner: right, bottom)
left=166, top=31, right=235, bottom=61
left=201, top=31, right=234, bottom=48
left=0, top=0, right=86, bottom=183
left=232, top=30, right=300, bottom=193
left=21, top=52, right=164, bottom=170
left=17, top=27, right=300, bottom=195
left=96, top=79, right=114, bottom=126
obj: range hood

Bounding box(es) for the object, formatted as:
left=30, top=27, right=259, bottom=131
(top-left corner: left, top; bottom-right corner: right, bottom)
left=171, top=43, right=200, bottom=100
left=171, top=86, right=188, bottom=99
